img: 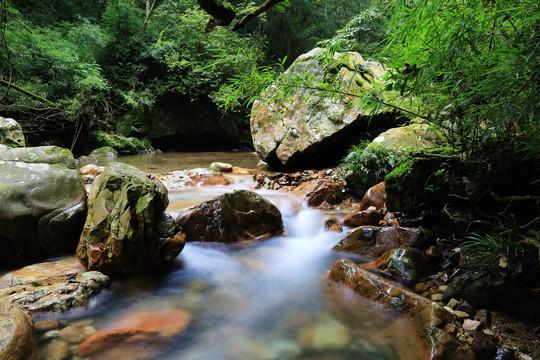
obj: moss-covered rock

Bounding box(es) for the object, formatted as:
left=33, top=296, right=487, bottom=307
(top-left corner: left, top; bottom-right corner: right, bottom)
left=89, top=146, right=118, bottom=158
left=90, top=131, right=153, bottom=155
left=0, top=117, right=25, bottom=148
left=76, top=162, right=184, bottom=274
left=384, top=151, right=457, bottom=212
left=251, top=47, right=414, bottom=169
left=0, top=146, right=87, bottom=268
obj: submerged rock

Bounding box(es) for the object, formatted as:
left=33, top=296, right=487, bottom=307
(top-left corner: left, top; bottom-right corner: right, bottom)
left=0, top=146, right=87, bottom=268
left=328, top=259, right=474, bottom=360
left=251, top=48, right=411, bottom=169
left=0, top=300, right=37, bottom=360
left=177, top=190, right=284, bottom=243
left=0, top=116, right=25, bottom=148
left=77, top=162, right=185, bottom=274
left=333, top=226, right=430, bottom=258
left=79, top=307, right=191, bottom=359
left=0, top=271, right=109, bottom=312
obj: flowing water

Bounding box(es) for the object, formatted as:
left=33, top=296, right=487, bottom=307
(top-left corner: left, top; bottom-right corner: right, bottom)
left=34, top=152, right=421, bottom=360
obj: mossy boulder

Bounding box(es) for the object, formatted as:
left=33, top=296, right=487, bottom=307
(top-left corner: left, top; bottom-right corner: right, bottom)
left=251, top=47, right=413, bottom=169
left=89, top=146, right=118, bottom=158
left=0, top=117, right=25, bottom=148
left=384, top=152, right=457, bottom=212
left=77, top=162, right=185, bottom=274
left=367, top=123, right=446, bottom=157
left=0, top=146, right=87, bottom=268
left=90, top=131, right=152, bottom=155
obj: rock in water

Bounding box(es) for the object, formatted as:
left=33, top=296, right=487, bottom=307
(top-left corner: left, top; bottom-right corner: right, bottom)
left=77, top=162, right=185, bottom=274
left=0, top=271, right=110, bottom=312
left=0, top=300, right=37, bottom=360
left=0, top=146, right=87, bottom=268
left=177, top=190, right=284, bottom=243
left=250, top=47, right=412, bottom=169
left=328, top=259, right=475, bottom=360
left=0, top=116, right=25, bottom=148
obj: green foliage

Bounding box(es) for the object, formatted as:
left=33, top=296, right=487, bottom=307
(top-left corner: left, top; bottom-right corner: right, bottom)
left=340, top=140, right=400, bottom=179
left=461, top=231, right=523, bottom=274
left=382, top=0, right=540, bottom=155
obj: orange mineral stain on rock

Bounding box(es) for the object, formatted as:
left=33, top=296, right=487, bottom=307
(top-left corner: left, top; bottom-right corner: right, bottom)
left=79, top=307, right=191, bottom=359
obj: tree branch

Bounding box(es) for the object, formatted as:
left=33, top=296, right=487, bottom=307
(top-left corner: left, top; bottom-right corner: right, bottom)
left=0, top=79, right=56, bottom=105
left=232, top=0, right=286, bottom=31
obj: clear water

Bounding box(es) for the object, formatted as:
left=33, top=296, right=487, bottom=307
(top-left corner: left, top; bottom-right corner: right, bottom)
left=35, top=153, right=422, bottom=360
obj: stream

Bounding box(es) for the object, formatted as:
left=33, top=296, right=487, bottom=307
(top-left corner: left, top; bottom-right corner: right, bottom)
left=34, top=152, right=420, bottom=360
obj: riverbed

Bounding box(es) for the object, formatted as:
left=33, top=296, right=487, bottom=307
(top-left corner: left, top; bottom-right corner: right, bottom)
left=32, top=152, right=422, bottom=360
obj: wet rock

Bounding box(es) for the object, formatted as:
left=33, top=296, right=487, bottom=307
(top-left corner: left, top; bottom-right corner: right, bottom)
left=79, top=307, right=191, bottom=359
left=342, top=209, right=383, bottom=227
left=35, top=320, right=60, bottom=333
left=370, top=247, right=430, bottom=285
left=293, top=178, right=344, bottom=207
left=333, top=226, right=430, bottom=258
left=210, top=162, right=233, bottom=172
left=0, top=300, right=37, bottom=360
left=0, top=146, right=87, bottom=268
left=58, top=325, right=88, bottom=343
left=177, top=190, right=283, bottom=243
left=0, top=271, right=109, bottom=312
left=77, top=162, right=185, bottom=274
left=0, top=116, right=25, bottom=148
left=251, top=47, right=411, bottom=169
left=471, top=330, right=498, bottom=358
left=324, top=217, right=343, bottom=232
left=38, top=339, right=70, bottom=360
left=157, top=168, right=231, bottom=189
left=328, top=259, right=474, bottom=360
left=0, top=257, right=86, bottom=288
left=359, top=182, right=386, bottom=210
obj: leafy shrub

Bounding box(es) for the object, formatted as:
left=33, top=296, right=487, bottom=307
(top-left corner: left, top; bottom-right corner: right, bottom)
left=461, top=232, right=523, bottom=273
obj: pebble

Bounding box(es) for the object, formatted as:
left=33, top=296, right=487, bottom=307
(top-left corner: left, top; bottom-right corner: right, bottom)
left=454, top=310, right=470, bottom=319
left=35, top=319, right=59, bottom=332
left=446, top=298, right=459, bottom=309
left=463, top=319, right=482, bottom=331
left=414, top=282, right=429, bottom=292
left=445, top=323, right=457, bottom=333
left=58, top=325, right=88, bottom=344
left=39, top=339, right=71, bottom=360
left=40, top=330, right=60, bottom=343
left=438, top=285, right=448, bottom=293
left=431, top=293, right=444, bottom=301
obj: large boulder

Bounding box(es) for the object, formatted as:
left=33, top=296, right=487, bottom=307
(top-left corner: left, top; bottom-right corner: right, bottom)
left=177, top=190, right=284, bottom=243
left=0, top=117, right=25, bottom=148
left=0, top=146, right=87, bottom=268
left=76, top=162, right=185, bottom=274
left=368, top=123, right=445, bottom=156
left=251, top=47, right=412, bottom=169
left=0, top=301, right=37, bottom=360
left=328, top=259, right=474, bottom=360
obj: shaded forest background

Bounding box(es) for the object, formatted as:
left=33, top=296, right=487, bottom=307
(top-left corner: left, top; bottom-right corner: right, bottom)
left=0, top=0, right=384, bottom=152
